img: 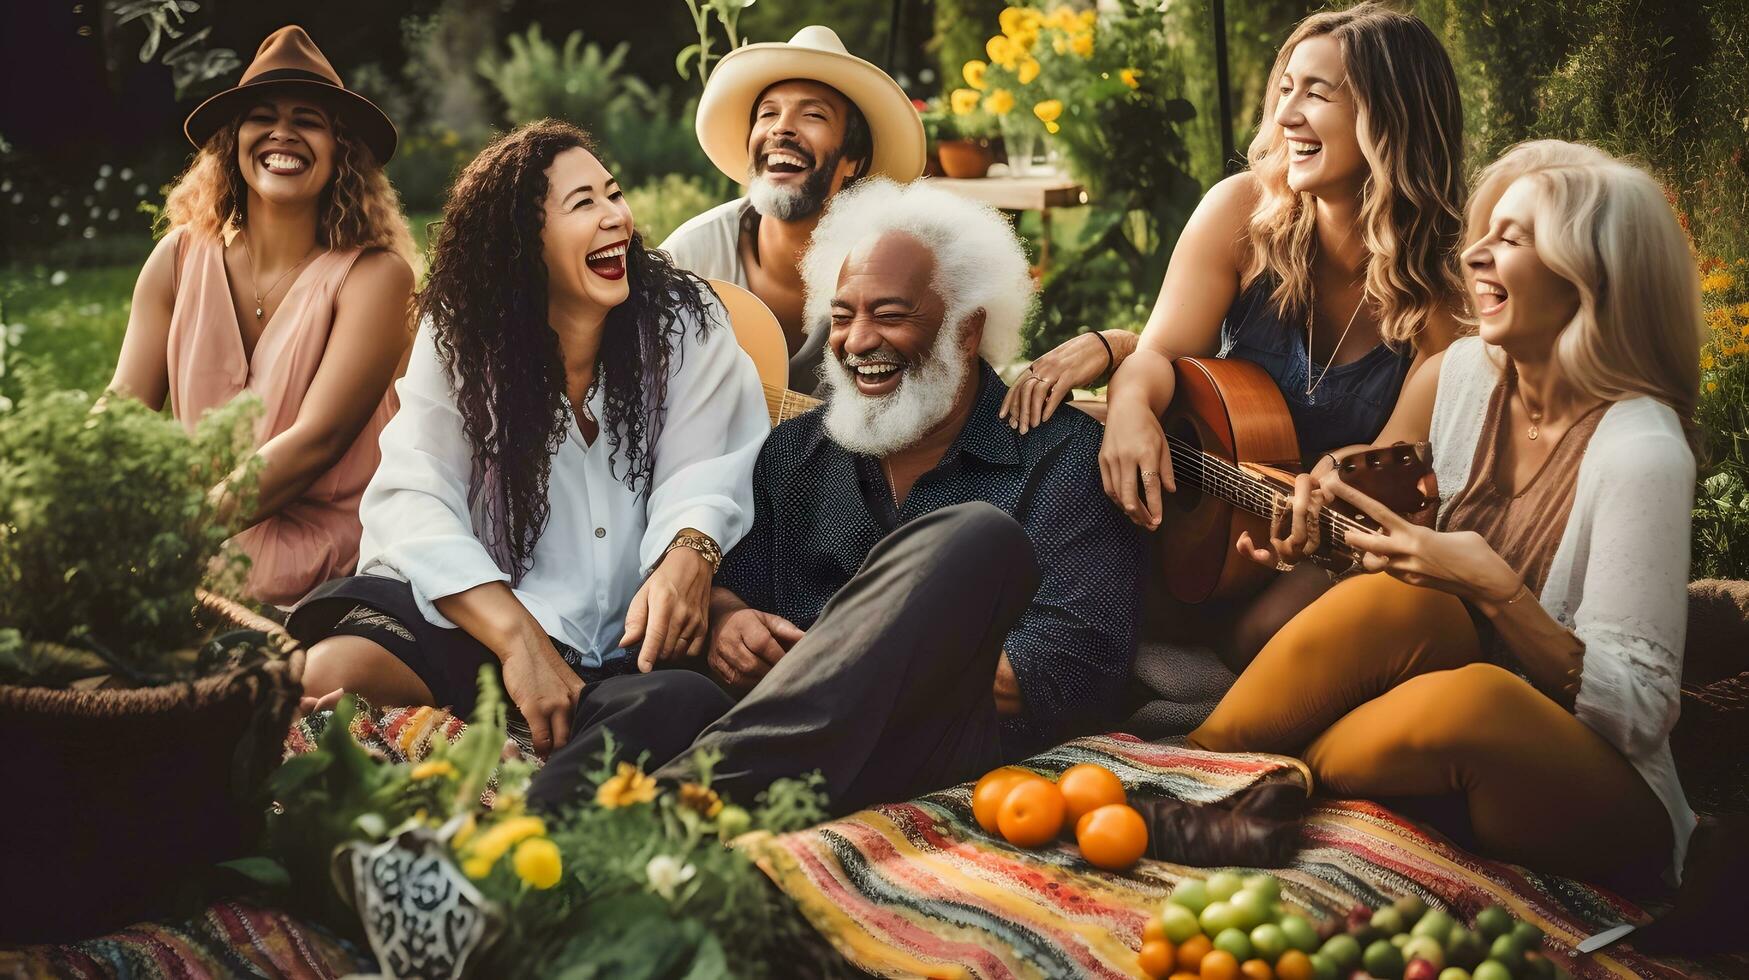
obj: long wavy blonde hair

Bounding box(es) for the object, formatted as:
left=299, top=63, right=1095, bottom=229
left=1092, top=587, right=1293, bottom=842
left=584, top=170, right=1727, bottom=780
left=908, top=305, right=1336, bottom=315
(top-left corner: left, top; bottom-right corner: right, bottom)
left=1244, top=3, right=1466, bottom=349
left=1482, top=145, right=1704, bottom=443
left=161, top=109, right=415, bottom=268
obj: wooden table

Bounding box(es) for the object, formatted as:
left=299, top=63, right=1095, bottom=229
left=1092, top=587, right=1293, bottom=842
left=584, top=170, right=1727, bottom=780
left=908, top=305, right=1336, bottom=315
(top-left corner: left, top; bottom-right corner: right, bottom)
left=925, top=175, right=1090, bottom=272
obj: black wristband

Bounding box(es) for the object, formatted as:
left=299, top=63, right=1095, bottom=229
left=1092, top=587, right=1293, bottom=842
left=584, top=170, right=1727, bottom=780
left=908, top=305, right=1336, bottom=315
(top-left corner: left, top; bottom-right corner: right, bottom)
left=1088, top=330, right=1115, bottom=383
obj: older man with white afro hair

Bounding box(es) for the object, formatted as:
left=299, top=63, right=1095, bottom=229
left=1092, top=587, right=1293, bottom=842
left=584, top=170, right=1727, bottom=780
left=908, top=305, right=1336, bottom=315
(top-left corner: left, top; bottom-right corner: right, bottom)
left=800, top=178, right=1035, bottom=456
left=526, top=175, right=1150, bottom=818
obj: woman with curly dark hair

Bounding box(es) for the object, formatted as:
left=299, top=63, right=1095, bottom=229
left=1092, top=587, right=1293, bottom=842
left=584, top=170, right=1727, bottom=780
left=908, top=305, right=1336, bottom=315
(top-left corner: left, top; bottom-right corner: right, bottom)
left=289, top=120, right=769, bottom=757
left=109, top=27, right=416, bottom=606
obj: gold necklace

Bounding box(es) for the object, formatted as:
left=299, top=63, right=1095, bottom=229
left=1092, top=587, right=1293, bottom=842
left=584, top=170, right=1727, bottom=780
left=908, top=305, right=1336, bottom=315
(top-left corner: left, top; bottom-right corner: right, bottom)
left=237, top=232, right=320, bottom=321
left=1512, top=363, right=1546, bottom=441
left=1306, top=278, right=1367, bottom=396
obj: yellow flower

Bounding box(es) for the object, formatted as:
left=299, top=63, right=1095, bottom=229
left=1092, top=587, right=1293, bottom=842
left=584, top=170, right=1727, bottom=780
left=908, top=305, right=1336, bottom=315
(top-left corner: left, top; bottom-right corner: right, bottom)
left=983, top=88, right=1016, bottom=116
left=986, top=35, right=1019, bottom=69
left=1120, top=67, right=1142, bottom=89
left=951, top=88, right=982, bottom=115
left=1706, top=381, right=1719, bottom=393
left=410, top=759, right=456, bottom=780
left=1047, top=5, right=1079, bottom=31
left=595, top=762, right=658, bottom=808
left=678, top=782, right=725, bottom=818
left=1079, top=9, right=1097, bottom=26
left=962, top=59, right=988, bottom=91
left=1017, top=58, right=1041, bottom=85
left=1070, top=31, right=1094, bottom=58
left=512, top=837, right=563, bottom=889
left=462, top=855, right=495, bottom=879
left=1052, top=35, right=1068, bottom=55
left=465, top=815, right=546, bottom=866
left=451, top=814, right=477, bottom=850
left=1702, top=351, right=1716, bottom=370
left=999, top=7, right=1029, bottom=36
left=1034, top=99, right=1063, bottom=134
left=1702, top=271, right=1736, bottom=294
left=1010, top=29, right=1039, bottom=53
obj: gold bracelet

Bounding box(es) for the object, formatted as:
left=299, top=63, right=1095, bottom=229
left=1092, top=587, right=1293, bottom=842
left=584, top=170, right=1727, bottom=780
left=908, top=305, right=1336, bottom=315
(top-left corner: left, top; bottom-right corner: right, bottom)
left=1502, top=583, right=1532, bottom=606
left=664, top=529, right=722, bottom=572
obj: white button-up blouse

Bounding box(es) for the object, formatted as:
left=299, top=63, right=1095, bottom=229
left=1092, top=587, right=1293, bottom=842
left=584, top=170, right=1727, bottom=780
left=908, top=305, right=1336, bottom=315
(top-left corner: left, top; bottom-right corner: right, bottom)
left=355, top=292, right=769, bottom=667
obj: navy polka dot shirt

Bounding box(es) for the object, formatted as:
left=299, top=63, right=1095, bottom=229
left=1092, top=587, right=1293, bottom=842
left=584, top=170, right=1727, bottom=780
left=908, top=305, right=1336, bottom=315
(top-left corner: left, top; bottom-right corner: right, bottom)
left=718, top=361, right=1145, bottom=755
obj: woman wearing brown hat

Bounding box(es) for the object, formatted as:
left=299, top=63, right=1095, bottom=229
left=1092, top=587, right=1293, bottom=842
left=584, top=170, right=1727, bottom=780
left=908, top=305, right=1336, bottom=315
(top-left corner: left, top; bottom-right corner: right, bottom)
left=108, top=26, right=416, bottom=607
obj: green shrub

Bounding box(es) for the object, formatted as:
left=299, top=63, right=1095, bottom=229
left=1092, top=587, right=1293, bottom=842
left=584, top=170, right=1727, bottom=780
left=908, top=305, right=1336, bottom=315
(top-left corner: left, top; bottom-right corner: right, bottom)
left=0, top=265, right=139, bottom=406
left=478, top=24, right=715, bottom=189
left=0, top=386, right=260, bottom=684
left=1033, top=1, right=1202, bottom=355
left=1695, top=265, right=1749, bottom=579
left=626, top=174, right=728, bottom=247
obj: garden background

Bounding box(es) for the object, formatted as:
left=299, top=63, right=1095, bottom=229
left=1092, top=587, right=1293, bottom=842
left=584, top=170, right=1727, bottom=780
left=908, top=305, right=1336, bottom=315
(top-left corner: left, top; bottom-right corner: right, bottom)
left=1, top=0, right=1745, bottom=577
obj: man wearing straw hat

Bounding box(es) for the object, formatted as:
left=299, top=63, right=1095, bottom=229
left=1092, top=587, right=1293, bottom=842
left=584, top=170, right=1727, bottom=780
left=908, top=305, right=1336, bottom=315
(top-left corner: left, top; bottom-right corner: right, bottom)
left=661, top=26, right=925, bottom=392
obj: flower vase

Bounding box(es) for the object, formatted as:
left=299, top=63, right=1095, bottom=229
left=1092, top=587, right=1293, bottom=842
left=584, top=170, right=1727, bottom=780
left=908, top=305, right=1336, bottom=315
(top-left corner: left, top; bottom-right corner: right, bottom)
left=335, top=819, right=505, bottom=979
left=1001, top=117, right=1042, bottom=176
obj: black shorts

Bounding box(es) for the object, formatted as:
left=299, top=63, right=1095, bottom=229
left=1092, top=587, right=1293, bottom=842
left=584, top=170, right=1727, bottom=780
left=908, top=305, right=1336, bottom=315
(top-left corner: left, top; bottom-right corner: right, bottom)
left=287, top=574, right=636, bottom=718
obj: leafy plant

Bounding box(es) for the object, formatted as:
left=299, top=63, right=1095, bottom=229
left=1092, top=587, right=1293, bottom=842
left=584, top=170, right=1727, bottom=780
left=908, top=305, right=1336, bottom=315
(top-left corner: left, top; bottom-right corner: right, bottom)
left=1031, top=1, right=1201, bottom=352
left=625, top=173, right=728, bottom=246
left=260, top=669, right=844, bottom=976
left=1694, top=261, right=1749, bottom=579
left=675, top=0, right=756, bottom=88
left=0, top=385, right=260, bottom=685
left=109, top=0, right=238, bottom=97
left=479, top=24, right=715, bottom=190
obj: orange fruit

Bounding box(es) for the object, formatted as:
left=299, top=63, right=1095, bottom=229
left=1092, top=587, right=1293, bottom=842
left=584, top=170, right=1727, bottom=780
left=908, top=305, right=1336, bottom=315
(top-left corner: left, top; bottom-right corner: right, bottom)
left=1201, top=949, right=1240, bottom=980
left=1274, top=949, right=1313, bottom=980
left=1240, top=958, right=1275, bottom=980
left=1143, top=917, right=1168, bottom=944
left=1058, top=763, right=1127, bottom=824
left=1138, top=939, right=1175, bottom=978
left=1176, top=933, right=1213, bottom=969
left=971, top=767, right=1031, bottom=833
left=997, top=777, right=1067, bottom=847
left=1169, top=974, right=1200, bottom=980
left=1075, top=803, right=1149, bottom=870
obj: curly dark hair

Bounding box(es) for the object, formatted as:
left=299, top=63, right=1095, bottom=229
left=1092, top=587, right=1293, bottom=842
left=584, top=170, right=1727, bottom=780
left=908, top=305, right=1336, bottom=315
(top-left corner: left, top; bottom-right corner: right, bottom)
left=416, top=119, right=717, bottom=581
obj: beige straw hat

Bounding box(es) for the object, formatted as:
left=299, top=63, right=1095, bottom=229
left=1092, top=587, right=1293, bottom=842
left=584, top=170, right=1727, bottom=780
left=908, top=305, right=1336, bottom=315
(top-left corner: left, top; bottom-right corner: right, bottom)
left=695, top=26, right=925, bottom=187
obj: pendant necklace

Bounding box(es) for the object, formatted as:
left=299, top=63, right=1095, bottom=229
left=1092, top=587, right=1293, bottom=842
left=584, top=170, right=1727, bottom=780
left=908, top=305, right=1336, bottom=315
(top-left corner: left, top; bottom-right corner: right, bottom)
left=1512, top=363, right=1545, bottom=441
left=237, top=232, right=320, bottom=321
left=1306, top=278, right=1367, bottom=402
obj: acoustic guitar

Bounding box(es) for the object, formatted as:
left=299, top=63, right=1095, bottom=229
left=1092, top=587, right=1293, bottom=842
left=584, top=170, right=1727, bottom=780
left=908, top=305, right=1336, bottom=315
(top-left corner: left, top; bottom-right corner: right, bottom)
left=1157, top=356, right=1434, bottom=604
left=709, top=278, right=821, bottom=425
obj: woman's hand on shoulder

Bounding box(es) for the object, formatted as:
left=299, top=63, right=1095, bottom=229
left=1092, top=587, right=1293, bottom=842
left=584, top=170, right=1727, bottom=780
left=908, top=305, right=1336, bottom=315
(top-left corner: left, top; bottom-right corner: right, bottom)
left=1000, top=331, right=1131, bottom=433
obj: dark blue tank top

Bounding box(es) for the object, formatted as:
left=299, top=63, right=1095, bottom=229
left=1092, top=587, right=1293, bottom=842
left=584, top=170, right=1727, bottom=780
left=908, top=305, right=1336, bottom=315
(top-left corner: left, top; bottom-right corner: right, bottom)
left=1218, top=278, right=1412, bottom=460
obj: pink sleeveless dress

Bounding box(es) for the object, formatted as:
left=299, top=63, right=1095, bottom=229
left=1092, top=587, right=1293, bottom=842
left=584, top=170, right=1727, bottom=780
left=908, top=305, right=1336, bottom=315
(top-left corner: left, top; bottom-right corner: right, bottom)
left=166, top=229, right=398, bottom=606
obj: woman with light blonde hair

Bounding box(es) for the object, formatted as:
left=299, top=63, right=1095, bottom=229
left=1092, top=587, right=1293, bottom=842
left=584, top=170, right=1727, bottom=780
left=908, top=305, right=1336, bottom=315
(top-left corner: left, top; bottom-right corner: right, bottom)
left=1029, top=3, right=1467, bottom=667
left=1190, top=142, right=1703, bottom=888
left=109, top=27, right=416, bottom=606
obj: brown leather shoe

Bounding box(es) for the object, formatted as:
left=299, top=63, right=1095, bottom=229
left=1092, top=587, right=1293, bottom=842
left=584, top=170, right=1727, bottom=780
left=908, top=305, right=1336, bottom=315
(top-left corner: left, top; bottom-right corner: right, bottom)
left=1137, top=790, right=1306, bottom=868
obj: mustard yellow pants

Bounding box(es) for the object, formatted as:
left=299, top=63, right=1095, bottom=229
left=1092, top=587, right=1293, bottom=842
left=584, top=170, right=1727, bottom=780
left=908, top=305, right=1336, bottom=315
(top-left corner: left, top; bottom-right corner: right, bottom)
left=1188, top=573, right=1671, bottom=888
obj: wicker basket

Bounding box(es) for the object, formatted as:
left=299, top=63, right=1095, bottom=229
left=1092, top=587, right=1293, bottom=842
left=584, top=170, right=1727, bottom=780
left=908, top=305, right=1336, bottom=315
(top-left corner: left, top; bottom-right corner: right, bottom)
left=0, top=592, right=303, bottom=944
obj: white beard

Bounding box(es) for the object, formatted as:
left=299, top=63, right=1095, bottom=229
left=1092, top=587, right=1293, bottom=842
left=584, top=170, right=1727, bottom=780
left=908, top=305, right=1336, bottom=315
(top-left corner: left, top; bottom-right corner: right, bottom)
left=748, top=172, right=822, bottom=221
left=819, top=315, right=973, bottom=457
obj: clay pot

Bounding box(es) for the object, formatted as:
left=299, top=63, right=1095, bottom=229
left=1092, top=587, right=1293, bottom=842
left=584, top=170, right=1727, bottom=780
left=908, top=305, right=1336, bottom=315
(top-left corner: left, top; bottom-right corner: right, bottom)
left=936, top=139, right=995, bottom=179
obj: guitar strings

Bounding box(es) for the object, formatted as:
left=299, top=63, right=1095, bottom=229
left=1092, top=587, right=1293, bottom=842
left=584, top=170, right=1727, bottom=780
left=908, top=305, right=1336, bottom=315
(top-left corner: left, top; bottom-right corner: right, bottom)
left=1161, top=436, right=1377, bottom=552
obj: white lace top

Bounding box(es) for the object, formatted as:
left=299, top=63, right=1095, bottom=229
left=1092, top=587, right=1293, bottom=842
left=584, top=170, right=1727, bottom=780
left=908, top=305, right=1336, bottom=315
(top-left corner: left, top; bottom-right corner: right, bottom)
left=1430, top=337, right=1697, bottom=880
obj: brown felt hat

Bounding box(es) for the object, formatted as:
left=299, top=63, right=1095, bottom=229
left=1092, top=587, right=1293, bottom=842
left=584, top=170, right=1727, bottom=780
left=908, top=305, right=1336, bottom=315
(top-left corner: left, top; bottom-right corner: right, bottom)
left=183, top=26, right=397, bottom=164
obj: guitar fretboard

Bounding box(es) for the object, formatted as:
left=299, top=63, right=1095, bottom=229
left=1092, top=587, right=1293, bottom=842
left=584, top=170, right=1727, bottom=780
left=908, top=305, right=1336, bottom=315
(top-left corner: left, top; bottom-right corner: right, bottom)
left=763, top=384, right=822, bottom=425
left=1165, top=435, right=1369, bottom=559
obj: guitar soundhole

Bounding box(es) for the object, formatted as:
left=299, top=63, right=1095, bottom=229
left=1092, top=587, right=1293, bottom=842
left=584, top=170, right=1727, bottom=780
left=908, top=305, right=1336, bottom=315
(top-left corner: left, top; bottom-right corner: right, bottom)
left=1165, top=419, right=1204, bottom=512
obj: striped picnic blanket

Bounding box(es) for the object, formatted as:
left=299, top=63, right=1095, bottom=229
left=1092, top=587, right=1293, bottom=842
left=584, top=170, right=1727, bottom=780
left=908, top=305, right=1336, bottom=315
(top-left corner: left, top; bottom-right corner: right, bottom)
left=742, top=734, right=1730, bottom=980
